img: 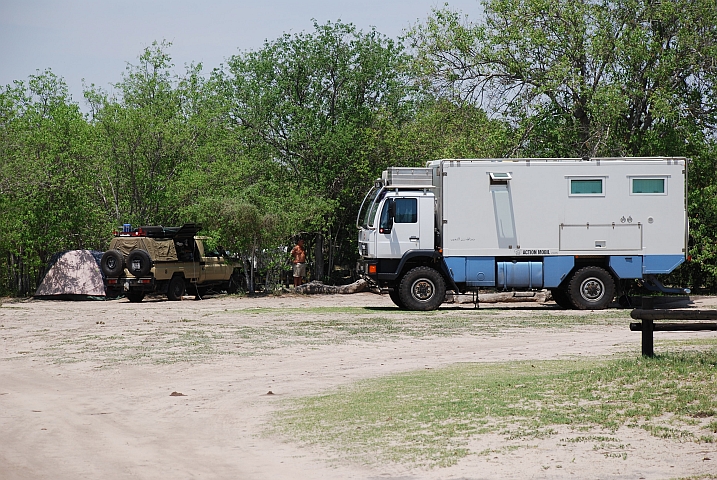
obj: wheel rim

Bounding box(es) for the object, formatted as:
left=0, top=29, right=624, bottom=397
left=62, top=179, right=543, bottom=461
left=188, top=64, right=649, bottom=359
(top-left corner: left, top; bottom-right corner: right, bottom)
left=580, top=277, right=604, bottom=302
left=107, top=257, right=116, bottom=269
left=411, top=277, right=435, bottom=302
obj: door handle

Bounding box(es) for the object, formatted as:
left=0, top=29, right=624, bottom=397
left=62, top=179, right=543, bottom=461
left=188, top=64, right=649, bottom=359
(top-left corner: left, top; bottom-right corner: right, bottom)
left=409, top=236, right=420, bottom=241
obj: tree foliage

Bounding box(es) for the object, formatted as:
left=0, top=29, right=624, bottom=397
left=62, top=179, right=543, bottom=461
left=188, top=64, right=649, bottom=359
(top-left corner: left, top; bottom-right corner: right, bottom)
left=410, top=0, right=717, bottom=157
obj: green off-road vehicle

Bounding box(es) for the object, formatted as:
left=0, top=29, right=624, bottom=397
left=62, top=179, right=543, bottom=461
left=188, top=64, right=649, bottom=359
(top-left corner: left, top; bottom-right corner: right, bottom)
left=101, top=224, right=242, bottom=302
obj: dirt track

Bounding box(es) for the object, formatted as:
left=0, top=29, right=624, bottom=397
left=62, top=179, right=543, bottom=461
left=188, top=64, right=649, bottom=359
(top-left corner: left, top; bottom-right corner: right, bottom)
left=1, top=293, right=716, bottom=479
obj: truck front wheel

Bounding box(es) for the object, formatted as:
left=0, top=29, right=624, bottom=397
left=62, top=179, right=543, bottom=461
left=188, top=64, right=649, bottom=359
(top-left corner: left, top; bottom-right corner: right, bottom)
left=567, top=266, right=615, bottom=310
left=399, top=266, right=446, bottom=311
left=388, top=289, right=406, bottom=309
left=167, top=275, right=186, bottom=301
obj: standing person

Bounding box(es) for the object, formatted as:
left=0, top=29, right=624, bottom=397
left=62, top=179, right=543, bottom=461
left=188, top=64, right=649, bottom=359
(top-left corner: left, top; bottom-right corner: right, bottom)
left=290, top=238, right=307, bottom=287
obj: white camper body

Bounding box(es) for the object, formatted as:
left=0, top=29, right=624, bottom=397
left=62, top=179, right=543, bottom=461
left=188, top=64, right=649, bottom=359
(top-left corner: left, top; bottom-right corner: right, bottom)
left=357, top=158, right=688, bottom=311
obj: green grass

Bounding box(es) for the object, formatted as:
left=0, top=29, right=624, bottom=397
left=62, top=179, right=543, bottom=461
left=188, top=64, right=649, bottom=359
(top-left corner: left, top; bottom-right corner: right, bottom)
left=272, top=345, right=717, bottom=468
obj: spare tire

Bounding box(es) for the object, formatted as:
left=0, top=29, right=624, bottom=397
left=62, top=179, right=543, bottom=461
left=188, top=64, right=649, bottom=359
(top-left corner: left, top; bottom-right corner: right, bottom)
left=101, top=250, right=125, bottom=277
left=127, top=249, right=152, bottom=277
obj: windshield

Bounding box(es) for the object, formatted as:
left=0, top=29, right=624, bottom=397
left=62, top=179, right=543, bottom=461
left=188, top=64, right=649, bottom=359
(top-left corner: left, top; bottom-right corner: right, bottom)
left=358, top=187, right=387, bottom=228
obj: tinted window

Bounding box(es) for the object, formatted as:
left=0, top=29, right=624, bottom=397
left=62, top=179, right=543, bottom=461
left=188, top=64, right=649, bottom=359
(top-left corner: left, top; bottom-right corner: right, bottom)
left=632, top=178, right=665, bottom=194
left=394, top=198, right=417, bottom=223
left=570, top=179, right=603, bottom=194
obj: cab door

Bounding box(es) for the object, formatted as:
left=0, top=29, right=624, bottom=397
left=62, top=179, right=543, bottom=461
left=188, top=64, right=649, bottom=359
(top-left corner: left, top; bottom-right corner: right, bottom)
left=375, top=196, right=422, bottom=258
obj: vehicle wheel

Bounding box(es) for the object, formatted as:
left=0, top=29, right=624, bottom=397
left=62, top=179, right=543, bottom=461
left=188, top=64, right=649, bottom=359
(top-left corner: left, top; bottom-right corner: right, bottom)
left=550, top=288, right=574, bottom=309
left=567, top=266, right=615, bottom=310
left=126, top=291, right=145, bottom=303
left=127, top=250, right=152, bottom=277
left=226, top=272, right=243, bottom=294
left=167, top=275, right=186, bottom=301
left=398, top=266, right=446, bottom=311
left=101, top=250, right=124, bottom=277
left=388, top=289, right=405, bottom=309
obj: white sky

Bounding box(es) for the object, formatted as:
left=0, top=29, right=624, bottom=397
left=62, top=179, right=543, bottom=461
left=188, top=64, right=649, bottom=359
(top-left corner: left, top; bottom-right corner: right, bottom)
left=0, top=0, right=481, bottom=105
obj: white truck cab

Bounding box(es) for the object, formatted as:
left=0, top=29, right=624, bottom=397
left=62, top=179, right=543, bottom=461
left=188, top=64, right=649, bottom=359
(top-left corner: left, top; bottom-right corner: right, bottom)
left=357, top=158, right=689, bottom=310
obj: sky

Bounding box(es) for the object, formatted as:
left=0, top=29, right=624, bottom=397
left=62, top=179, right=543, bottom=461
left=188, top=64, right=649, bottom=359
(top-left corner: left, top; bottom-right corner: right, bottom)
left=0, top=0, right=482, bottom=106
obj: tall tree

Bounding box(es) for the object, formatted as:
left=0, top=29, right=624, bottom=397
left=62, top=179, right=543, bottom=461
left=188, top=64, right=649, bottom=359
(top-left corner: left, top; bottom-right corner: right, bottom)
left=0, top=71, right=105, bottom=294
left=410, top=0, right=717, bottom=157
left=85, top=41, right=208, bottom=227
left=219, top=21, right=413, bottom=280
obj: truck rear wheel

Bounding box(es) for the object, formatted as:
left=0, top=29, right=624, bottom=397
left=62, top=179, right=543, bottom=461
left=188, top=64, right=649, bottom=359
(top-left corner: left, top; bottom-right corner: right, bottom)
left=399, top=266, right=446, bottom=311
left=167, top=275, right=186, bottom=301
left=550, top=288, right=574, bottom=309
left=126, top=291, right=145, bottom=303
left=567, top=266, right=615, bottom=310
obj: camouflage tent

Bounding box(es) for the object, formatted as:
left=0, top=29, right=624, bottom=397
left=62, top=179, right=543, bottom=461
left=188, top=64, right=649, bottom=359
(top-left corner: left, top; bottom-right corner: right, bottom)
left=34, top=250, right=106, bottom=299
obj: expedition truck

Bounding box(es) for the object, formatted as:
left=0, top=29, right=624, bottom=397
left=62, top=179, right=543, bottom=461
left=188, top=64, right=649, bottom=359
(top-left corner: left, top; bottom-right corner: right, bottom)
left=101, top=224, right=242, bottom=302
left=357, top=157, right=689, bottom=310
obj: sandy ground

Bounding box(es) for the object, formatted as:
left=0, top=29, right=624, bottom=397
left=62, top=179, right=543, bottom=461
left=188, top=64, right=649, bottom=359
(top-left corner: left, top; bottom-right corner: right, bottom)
left=1, top=292, right=716, bottom=480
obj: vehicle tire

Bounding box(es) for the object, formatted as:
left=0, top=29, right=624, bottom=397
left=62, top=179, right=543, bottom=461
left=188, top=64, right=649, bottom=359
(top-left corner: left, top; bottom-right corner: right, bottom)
left=550, top=288, right=574, bottom=309
left=567, top=266, right=615, bottom=310
left=226, top=271, right=243, bottom=294
left=398, top=266, right=446, bottom=311
left=167, top=275, right=186, bottom=301
left=126, top=291, right=145, bottom=303
left=388, top=289, right=405, bottom=309
left=127, top=249, right=152, bottom=277
left=101, top=250, right=125, bottom=277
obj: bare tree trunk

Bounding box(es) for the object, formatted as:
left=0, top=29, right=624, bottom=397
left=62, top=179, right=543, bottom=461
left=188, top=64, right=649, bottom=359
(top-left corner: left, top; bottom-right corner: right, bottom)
left=314, top=232, right=324, bottom=282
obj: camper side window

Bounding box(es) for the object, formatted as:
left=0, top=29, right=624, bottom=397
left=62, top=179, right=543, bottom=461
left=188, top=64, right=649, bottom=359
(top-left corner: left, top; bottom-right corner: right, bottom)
left=631, top=178, right=666, bottom=195
left=569, top=178, right=604, bottom=196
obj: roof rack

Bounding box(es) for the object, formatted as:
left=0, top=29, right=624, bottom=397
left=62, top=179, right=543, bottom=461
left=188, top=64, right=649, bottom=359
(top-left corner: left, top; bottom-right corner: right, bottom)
left=114, top=223, right=203, bottom=239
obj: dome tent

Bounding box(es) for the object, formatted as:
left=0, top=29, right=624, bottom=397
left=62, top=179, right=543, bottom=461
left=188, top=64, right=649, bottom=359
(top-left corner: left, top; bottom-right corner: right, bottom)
left=34, top=250, right=107, bottom=300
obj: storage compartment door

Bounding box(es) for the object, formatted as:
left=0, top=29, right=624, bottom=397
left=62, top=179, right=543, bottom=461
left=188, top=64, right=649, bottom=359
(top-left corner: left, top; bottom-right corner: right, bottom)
left=559, top=224, right=642, bottom=251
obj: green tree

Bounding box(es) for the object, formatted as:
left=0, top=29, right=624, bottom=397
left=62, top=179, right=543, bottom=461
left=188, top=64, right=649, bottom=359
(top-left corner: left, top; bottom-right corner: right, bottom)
left=409, top=0, right=717, bottom=157
left=0, top=71, right=106, bottom=295
left=218, top=21, right=413, bottom=280
left=85, top=41, right=209, bottom=227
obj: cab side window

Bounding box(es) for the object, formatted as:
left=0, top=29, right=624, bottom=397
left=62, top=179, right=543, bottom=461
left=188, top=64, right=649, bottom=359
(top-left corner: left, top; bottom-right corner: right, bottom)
left=394, top=198, right=417, bottom=223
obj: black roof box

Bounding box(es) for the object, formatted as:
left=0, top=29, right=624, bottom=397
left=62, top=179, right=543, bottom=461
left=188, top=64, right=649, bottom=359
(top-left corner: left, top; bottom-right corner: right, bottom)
left=138, top=224, right=202, bottom=239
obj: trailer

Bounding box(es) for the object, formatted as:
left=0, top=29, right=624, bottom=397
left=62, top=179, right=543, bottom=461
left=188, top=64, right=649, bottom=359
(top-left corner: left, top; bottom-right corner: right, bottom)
left=356, top=157, right=689, bottom=310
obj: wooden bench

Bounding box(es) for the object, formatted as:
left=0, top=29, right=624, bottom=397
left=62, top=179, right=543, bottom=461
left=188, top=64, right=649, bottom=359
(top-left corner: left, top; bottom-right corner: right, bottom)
left=630, top=303, right=717, bottom=357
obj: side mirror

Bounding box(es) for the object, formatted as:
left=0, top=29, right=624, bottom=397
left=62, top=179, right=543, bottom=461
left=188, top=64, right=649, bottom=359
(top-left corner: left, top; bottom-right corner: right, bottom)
left=388, top=199, right=396, bottom=219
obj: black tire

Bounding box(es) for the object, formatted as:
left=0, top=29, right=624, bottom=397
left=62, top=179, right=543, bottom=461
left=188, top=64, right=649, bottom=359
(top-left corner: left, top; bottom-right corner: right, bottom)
left=398, top=266, right=446, bottom=311
left=226, top=272, right=242, bottom=294
left=126, top=291, right=145, bottom=303
left=388, top=289, right=406, bottom=309
left=127, top=249, right=152, bottom=277
left=567, top=266, right=615, bottom=310
left=550, top=288, right=574, bottom=309
left=101, top=250, right=125, bottom=277
left=167, top=275, right=186, bottom=301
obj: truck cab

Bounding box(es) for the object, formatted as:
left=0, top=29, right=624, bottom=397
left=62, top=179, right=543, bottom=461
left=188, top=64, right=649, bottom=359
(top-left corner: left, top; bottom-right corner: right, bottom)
left=358, top=168, right=452, bottom=310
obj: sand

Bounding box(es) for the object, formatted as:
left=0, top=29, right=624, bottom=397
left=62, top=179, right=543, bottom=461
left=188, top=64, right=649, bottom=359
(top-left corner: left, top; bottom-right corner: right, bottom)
left=1, top=293, right=716, bottom=479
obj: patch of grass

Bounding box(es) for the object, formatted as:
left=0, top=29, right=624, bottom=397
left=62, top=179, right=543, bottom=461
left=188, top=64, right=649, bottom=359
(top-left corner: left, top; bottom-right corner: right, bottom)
left=273, top=346, right=717, bottom=468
